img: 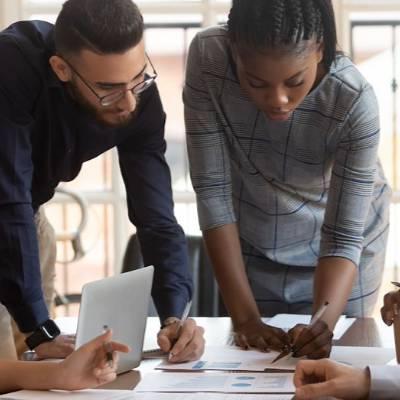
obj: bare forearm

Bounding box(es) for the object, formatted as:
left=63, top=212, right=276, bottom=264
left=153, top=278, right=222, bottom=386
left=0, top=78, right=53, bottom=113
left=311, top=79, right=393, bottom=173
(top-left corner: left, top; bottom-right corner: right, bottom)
left=204, top=224, right=260, bottom=326
left=0, top=361, right=62, bottom=393
left=313, top=257, right=357, bottom=330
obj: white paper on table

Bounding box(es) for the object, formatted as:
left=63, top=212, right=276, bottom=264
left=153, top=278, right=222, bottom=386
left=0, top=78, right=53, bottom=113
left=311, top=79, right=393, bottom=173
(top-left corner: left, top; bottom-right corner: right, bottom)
left=263, top=314, right=356, bottom=340
left=156, top=345, right=297, bottom=371
left=0, top=389, right=135, bottom=400
left=2, top=393, right=293, bottom=400
left=330, top=346, right=395, bottom=368
left=134, top=371, right=295, bottom=393
left=156, top=344, right=395, bottom=372
left=130, top=394, right=294, bottom=400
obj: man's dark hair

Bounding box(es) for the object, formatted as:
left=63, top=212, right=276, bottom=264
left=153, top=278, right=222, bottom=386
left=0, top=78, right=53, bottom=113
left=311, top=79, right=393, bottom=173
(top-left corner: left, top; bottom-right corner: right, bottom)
left=227, top=0, right=338, bottom=68
left=54, top=0, right=144, bottom=55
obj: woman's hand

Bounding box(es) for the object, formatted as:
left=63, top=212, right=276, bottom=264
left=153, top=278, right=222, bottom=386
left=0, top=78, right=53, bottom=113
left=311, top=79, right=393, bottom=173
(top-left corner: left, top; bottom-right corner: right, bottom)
left=56, top=330, right=130, bottom=390
left=288, top=320, right=333, bottom=359
left=233, top=318, right=290, bottom=352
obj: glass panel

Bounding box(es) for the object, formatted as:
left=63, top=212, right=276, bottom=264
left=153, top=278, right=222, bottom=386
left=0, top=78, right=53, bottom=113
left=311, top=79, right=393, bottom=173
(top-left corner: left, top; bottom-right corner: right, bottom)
left=352, top=22, right=400, bottom=318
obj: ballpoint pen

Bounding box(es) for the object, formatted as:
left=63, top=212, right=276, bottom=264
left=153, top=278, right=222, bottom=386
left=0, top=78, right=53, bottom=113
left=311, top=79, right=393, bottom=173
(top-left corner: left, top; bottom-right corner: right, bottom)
left=392, top=282, right=400, bottom=363
left=271, top=301, right=329, bottom=364
left=392, top=281, right=400, bottom=289
left=103, top=324, right=114, bottom=367
left=169, top=300, right=192, bottom=361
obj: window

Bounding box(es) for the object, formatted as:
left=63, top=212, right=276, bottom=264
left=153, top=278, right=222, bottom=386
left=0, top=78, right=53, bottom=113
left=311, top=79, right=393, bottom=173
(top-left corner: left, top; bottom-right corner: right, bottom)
left=350, top=11, right=400, bottom=314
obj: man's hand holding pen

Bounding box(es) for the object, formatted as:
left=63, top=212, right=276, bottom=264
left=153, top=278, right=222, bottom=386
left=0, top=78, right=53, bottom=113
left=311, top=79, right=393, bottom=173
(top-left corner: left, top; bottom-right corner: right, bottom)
left=157, top=301, right=205, bottom=363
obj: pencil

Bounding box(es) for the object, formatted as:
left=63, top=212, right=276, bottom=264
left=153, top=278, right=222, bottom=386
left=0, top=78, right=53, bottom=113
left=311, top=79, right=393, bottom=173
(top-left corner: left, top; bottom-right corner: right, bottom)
left=310, top=301, right=330, bottom=326
left=103, top=324, right=113, bottom=367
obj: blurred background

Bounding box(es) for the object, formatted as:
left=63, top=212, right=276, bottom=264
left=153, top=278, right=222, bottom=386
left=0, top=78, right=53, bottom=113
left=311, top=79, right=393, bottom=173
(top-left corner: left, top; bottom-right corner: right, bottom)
left=0, top=0, right=399, bottom=318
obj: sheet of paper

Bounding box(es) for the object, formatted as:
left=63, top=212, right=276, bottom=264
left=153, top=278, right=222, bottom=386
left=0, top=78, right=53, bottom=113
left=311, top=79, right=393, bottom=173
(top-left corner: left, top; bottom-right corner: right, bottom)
left=0, top=392, right=294, bottom=400
left=0, top=389, right=135, bottom=400
left=156, top=345, right=297, bottom=371
left=156, top=344, right=395, bottom=372
left=134, top=371, right=295, bottom=393
left=263, top=314, right=355, bottom=340
left=132, top=394, right=294, bottom=400
left=331, top=346, right=395, bottom=368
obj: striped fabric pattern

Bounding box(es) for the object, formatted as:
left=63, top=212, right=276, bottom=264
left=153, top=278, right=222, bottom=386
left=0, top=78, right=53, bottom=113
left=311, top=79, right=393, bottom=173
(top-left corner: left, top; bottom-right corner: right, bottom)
left=184, top=26, right=391, bottom=273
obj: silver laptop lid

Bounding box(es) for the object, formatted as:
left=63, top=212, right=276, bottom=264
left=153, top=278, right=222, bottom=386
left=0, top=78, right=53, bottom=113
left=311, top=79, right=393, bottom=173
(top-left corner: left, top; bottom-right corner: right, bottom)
left=75, top=266, right=154, bottom=374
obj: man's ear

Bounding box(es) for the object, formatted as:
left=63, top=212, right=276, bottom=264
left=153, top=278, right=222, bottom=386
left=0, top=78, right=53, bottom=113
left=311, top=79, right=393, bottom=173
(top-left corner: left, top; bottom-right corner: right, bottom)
left=49, top=55, right=72, bottom=82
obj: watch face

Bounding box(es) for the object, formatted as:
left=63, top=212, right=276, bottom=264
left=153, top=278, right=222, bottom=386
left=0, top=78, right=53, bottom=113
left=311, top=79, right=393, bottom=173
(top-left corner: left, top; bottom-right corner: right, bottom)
left=41, top=320, right=61, bottom=339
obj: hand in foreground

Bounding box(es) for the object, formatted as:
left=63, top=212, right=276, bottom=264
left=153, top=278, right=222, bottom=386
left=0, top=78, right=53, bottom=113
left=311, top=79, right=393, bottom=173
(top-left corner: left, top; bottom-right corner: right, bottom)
left=288, top=320, right=333, bottom=359
left=157, top=318, right=205, bottom=363
left=381, top=290, right=400, bottom=326
left=294, top=358, right=370, bottom=400
left=35, top=334, right=76, bottom=359
left=233, top=318, right=290, bottom=352
left=56, top=329, right=130, bottom=390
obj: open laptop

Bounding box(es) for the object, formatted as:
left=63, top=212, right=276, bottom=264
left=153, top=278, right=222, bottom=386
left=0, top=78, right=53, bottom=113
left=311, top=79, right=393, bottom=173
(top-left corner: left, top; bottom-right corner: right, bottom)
left=75, top=266, right=154, bottom=374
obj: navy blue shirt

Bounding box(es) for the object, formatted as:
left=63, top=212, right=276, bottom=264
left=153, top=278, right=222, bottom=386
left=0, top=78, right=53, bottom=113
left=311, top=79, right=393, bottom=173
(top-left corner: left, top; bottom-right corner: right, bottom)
left=0, top=20, right=192, bottom=332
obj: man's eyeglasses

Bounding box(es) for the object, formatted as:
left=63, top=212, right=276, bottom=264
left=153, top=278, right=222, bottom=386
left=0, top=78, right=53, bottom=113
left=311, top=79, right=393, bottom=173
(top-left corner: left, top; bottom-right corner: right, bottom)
left=62, top=55, right=157, bottom=107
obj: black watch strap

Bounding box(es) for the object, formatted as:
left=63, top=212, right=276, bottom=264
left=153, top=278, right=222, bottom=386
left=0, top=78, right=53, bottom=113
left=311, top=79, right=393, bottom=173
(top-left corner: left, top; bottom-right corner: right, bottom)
left=25, top=319, right=61, bottom=350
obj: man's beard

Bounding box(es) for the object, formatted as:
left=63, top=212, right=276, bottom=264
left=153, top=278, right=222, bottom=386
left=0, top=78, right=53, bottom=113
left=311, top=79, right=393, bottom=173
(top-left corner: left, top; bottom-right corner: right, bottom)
left=67, top=82, right=139, bottom=128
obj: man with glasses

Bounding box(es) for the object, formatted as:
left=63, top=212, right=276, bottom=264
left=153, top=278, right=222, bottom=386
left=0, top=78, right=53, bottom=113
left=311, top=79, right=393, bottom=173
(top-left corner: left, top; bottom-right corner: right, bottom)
left=0, top=0, right=204, bottom=362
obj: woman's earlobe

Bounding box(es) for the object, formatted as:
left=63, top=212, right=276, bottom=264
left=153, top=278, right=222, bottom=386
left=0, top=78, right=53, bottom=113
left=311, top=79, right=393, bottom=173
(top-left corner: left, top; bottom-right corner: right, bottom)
left=49, top=55, right=71, bottom=82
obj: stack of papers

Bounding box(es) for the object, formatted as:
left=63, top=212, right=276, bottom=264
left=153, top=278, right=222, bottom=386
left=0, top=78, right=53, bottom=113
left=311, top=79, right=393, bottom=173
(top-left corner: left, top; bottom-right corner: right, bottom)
left=134, top=372, right=295, bottom=394
left=156, top=344, right=395, bottom=371
left=0, top=392, right=293, bottom=400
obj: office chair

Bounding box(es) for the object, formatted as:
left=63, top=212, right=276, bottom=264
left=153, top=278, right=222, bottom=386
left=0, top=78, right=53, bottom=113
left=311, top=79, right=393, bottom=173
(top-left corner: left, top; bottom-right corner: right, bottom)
left=121, top=233, right=226, bottom=317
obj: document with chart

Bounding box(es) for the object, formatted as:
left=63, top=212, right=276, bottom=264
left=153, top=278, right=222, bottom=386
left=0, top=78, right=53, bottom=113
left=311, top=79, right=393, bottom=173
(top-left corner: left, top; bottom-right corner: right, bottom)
left=0, top=391, right=293, bottom=400
left=134, top=371, right=295, bottom=393
left=157, top=344, right=395, bottom=372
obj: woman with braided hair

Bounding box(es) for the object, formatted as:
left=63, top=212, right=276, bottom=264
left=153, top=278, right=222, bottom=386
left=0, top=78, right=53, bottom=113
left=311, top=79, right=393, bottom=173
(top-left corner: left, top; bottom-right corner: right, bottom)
left=184, top=0, right=390, bottom=359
